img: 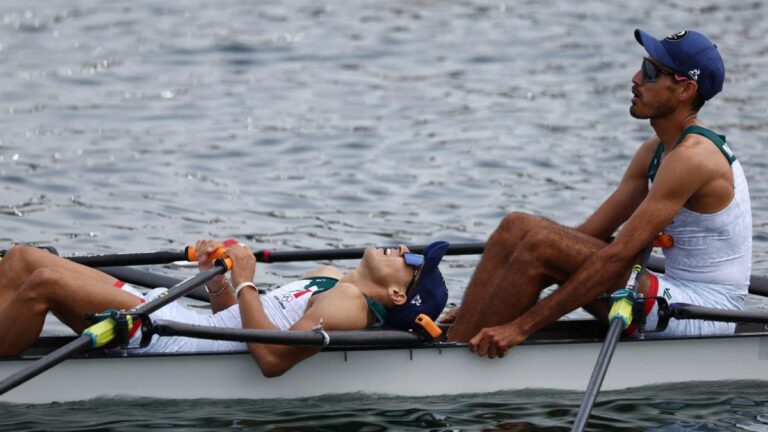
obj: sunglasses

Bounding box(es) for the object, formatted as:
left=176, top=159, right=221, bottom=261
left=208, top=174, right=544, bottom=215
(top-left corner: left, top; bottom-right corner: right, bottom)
left=403, top=252, right=424, bottom=294
left=641, top=58, right=688, bottom=83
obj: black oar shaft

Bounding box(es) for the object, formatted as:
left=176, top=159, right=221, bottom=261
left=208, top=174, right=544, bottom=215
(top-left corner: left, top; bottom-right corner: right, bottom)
left=152, top=320, right=427, bottom=347
left=132, top=266, right=227, bottom=316
left=571, top=244, right=653, bottom=432
left=0, top=335, right=91, bottom=396
left=672, top=304, right=768, bottom=323
left=572, top=319, right=622, bottom=431
left=67, top=251, right=188, bottom=267
left=256, top=243, right=485, bottom=262
left=58, top=243, right=487, bottom=267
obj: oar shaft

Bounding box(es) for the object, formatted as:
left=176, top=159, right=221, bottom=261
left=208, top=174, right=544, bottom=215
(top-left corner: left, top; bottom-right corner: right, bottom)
left=152, top=320, right=427, bottom=346
left=0, top=335, right=91, bottom=397
left=132, top=264, right=228, bottom=316
left=571, top=244, right=653, bottom=432
left=67, top=251, right=188, bottom=267
left=671, top=303, right=768, bottom=324
left=571, top=319, right=622, bottom=431
left=256, top=242, right=485, bottom=263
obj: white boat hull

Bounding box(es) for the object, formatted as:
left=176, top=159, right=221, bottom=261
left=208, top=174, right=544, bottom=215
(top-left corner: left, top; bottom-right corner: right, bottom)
left=2, top=332, right=768, bottom=404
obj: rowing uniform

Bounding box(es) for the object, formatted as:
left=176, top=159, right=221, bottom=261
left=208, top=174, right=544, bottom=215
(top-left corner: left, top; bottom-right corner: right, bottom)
left=637, top=126, right=752, bottom=337
left=110, top=276, right=385, bottom=354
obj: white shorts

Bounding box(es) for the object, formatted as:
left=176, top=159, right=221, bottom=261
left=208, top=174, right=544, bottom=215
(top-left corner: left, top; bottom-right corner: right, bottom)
left=108, top=287, right=247, bottom=354
left=634, top=272, right=745, bottom=338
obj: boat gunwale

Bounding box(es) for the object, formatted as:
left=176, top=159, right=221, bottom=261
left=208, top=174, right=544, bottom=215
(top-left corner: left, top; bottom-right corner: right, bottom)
left=4, top=320, right=767, bottom=362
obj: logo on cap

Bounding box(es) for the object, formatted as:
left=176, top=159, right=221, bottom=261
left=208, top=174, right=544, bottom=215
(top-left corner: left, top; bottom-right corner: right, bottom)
left=411, top=294, right=422, bottom=306
left=665, top=31, right=688, bottom=41
left=688, top=69, right=701, bottom=81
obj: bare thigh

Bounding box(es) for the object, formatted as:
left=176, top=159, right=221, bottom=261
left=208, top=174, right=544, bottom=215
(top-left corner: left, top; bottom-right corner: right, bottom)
left=39, top=266, right=143, bottom=333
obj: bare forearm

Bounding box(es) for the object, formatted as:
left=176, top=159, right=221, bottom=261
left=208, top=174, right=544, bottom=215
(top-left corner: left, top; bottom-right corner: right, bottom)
left=514, top=248, right=629, bottom=336
left=206, top=275, right=236, bottom=313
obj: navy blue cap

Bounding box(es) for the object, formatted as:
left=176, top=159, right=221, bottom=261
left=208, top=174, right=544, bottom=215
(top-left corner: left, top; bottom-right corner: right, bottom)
left=635, top=29, right=725, bottom=100
left=385, top=241, right=449, bottom=331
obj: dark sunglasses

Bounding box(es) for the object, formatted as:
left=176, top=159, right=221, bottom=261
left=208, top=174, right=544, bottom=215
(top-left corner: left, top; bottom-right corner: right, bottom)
left=403, top=252, right=424, bottom=294
left=641, top=58, right=688, bottom=83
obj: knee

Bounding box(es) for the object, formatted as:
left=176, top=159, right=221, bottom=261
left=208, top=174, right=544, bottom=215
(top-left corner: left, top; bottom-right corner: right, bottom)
left=3, top=245, right=36, bottom=263
left=497, top=212, right=530, bottom=234
left=3, top=245, right=47, bottom=271
left=19, top=267, right=62, bottom=302
left=515, top=228, right=553, bottom=262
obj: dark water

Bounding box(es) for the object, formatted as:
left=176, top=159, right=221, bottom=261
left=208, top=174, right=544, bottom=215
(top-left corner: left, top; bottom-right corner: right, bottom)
left=4, top=382, right=768, bottom=431
left=1, top=0, right=768, bottom=430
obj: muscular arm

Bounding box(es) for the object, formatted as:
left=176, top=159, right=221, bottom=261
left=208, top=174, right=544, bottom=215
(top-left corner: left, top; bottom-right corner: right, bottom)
left=238, top=282, right=369, bottom=377
left=577, top=136, right=659, bottom=240
left=515, top=140, right=714, bottom=339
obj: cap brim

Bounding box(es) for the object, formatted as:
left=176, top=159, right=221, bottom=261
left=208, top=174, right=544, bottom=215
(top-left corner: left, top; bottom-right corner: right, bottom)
left=415, top=241, right=449, bottom=286
left=635, top=29, right=679, bottom=71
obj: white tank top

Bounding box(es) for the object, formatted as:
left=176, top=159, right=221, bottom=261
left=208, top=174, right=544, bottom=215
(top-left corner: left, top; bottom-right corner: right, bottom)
left=259, top=277, right=339, bottom=330
left=649, top=127, right=752, bottom=300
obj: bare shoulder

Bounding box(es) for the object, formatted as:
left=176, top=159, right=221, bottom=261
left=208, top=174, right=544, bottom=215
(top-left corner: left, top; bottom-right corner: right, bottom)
left=303, top=282, right=369, bottom=330
left=300, top=265, right=344, bottom=279
left=623, top=134, right=662, bottom=181
left=636, top=134, right=661, bottom=160
left=648, top=132, right=734, bottom=211
left=661, top=134, right=731, bottom=185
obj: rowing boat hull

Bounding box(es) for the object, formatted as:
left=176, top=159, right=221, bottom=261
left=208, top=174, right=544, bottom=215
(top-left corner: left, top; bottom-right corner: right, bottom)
left=2, top=330, right=767, bottom=404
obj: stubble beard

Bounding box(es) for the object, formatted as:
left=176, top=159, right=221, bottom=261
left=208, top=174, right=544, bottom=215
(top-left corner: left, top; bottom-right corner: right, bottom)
left=630, top=95, right=677, bottom=120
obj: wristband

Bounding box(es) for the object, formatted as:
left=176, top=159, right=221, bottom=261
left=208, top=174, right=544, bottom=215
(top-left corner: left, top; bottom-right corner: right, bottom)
left=234, top=281, right=262, bottom=299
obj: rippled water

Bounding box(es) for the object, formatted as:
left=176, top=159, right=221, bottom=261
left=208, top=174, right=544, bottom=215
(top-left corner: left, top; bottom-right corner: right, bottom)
left=1, top=0, right=768, bottom=430
left=4, top=382, right=768, bottom=431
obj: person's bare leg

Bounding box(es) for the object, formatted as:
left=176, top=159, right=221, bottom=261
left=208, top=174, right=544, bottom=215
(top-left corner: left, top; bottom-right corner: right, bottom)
left=449, top=222, right=607, bottom=341
left=446, top=213, right=549, bottom=334
left=0, top=246, right=118, bottom=312
left=0, top=266, right=141, bottom=356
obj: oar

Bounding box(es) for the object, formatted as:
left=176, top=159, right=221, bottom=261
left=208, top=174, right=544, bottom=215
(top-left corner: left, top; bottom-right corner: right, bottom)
left=665, top=303, right=768, bottom=324
left=571, top=243, right=654, bottom=432
left=8, top=242, right=486, bottom=268
left=150, top=319, right=429, bottom=346
left=0, top=258, right=232, bottom=397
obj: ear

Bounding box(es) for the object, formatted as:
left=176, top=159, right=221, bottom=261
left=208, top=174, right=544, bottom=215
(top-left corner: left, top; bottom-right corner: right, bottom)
left=678, top=80, right=699, bottom=103
left=388, top=285, right=408, bottom=306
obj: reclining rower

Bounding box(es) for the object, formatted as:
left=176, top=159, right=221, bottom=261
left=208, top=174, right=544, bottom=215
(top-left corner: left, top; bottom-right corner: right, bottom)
left=0, top=240, right=449, bottom=377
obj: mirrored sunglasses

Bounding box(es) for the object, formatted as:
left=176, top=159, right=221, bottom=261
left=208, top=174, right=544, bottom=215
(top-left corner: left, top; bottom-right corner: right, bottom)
left=641, top=58, right=688, bottom=83
left=403, top=252, right=424, bottom=267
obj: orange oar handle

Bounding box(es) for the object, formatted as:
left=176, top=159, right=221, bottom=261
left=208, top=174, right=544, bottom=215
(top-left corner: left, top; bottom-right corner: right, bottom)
left=184, top=239, right=239, bottom=262
left=185, top=246, right=227, bottom=262
left=653, top=233, right=674, bottom=249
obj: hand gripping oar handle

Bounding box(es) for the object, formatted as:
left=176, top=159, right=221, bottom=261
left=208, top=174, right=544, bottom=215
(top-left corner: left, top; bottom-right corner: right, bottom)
left=571, top=243, right=654, bottom=432
left=0, top=258, right=233, bottom=398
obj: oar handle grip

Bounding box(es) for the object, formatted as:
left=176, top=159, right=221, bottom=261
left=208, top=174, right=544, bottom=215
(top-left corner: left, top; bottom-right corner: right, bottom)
left=185, top=246, right=227, bottom=262
left=215, top=257, right=233, bottom=270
